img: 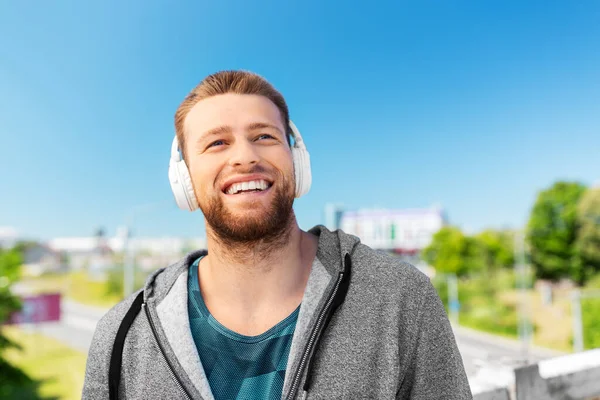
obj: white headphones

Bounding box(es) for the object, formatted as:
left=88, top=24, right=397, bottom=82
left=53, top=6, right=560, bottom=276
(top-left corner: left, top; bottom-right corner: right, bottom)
left=168, top=120, right=312, bottom=212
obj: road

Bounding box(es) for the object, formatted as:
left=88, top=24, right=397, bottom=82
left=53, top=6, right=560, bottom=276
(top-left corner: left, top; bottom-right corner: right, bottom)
left=29, top=299, right=565, bottom=394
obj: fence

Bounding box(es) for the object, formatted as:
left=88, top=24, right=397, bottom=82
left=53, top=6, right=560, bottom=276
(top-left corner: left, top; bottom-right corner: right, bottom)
left=473, top=348, right=600, bottom=400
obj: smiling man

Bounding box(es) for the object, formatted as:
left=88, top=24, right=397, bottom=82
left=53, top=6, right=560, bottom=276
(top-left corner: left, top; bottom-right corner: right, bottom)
left=82, top=70, right=472, bottom=399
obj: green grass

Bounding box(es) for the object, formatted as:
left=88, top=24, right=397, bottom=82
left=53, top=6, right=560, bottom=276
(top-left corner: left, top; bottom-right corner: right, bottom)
left=432, top=270, right=576, bottom=351
left=19, top=271, right=122, bottom=308
left=2, top=327, right=87, bottom=400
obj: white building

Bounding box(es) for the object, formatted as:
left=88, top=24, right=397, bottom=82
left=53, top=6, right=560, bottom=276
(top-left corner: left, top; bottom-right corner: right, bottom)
left=48, top=228, right=206, bottom=272
left=338, top=207, right=446, bottom=253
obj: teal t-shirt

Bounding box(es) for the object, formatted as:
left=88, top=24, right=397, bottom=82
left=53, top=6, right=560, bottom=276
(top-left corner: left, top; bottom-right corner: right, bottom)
left=187, top=258, right=299, bottom=400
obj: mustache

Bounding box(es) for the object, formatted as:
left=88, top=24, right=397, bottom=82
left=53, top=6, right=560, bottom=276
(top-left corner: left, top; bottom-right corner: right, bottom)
left=216, top=164, right=278, bottom=185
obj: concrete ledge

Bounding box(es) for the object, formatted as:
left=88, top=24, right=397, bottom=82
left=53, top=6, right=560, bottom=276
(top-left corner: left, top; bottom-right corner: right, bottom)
left=515, top=349, right=600, bottom=399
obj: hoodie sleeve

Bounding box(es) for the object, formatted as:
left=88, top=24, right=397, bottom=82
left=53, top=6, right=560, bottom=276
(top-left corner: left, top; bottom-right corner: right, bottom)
left=396, top=279, right=473, bottom=400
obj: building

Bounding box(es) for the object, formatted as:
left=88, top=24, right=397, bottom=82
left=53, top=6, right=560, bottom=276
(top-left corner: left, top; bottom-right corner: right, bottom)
left=339, top=206, right=446, bottom=253
left=325, top=205, right=446, bottom=276
left=48, top=227, right=206, bottom=273
left=324, top=203, right=345, bottom=232
left=22, top=243, right=66, bottom=276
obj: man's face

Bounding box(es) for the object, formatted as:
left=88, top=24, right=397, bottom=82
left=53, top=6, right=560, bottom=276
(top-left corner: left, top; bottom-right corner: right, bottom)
left=184, top=93, right=296, bottom=242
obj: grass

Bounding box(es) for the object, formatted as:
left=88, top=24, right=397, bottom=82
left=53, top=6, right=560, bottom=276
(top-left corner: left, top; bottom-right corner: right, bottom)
left=19, top=271, right=122, bottom=308
left=2, top=327, right=87, bottom=400
left=433, top=270, right=581, bottom=352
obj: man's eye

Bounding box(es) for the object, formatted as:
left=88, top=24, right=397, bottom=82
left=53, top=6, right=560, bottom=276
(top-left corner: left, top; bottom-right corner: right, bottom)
left=208, top=140, right=225, bottom=148
left=257, top=134, right=274, bottom=140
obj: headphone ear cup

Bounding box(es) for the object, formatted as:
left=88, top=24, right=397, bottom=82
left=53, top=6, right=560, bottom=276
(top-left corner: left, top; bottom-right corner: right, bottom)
left=169, top=158, right=199, bottom=212
left=292, top=146, right=312, bottom=198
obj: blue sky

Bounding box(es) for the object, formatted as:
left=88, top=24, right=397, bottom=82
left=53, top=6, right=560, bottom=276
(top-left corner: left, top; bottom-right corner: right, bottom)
left=1, top=1, right=599, bottom=240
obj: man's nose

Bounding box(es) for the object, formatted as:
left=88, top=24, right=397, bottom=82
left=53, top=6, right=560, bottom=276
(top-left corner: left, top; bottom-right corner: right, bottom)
left=228, top=139, right=260, bottom=167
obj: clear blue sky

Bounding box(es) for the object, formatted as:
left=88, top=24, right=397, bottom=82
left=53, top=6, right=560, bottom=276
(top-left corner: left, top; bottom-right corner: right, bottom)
left=1, top=1, right=599, bottom=240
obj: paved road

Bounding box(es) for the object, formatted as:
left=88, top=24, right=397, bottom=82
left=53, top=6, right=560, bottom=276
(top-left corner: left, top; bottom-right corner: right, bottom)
left=453, top=325, right=564, bottom=393
left=32, top=300, right=105, bottom=353
left=30, top=299, right=565, bottom=394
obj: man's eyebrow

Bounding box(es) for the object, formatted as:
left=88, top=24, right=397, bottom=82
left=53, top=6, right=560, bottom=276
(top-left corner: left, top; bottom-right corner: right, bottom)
left=247, top=122, right=284, bottom=134
left=197, top=125, right=232, bottom=142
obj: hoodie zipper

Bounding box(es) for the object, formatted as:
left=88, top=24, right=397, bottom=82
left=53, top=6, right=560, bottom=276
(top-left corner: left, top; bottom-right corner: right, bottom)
left=143, top=303, right=192, bottom=400
left=286, top=271, right=345, bottom=400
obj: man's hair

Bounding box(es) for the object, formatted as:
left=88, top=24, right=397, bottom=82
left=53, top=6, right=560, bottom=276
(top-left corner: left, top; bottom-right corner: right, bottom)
left=174, top=70, right=291, bottom=158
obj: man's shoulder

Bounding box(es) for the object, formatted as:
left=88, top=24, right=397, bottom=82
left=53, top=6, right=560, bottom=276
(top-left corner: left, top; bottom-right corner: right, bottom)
left=91, top=288, right=147, bottom=347
left=343, top=242, right=438, bottom=313
left=351, top=242, right=431, bottom=286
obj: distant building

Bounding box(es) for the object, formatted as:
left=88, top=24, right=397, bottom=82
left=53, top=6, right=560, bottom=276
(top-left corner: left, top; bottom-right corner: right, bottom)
left=48, top=227, right=206, bottom=273
left=22, top=243, right=66, bottom=276
left=339, top=206, right=446, bottom=254
left=324, top=203, right=345, bottom=232
left=324, top=205, right=445, bottom=276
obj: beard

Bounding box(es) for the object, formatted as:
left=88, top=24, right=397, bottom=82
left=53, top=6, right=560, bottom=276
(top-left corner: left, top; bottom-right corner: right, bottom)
left=199, top=167, right=296, bottom=246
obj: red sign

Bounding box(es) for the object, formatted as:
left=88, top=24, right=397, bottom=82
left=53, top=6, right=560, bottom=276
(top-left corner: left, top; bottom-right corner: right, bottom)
left=6, top=293, right=61, bottom=324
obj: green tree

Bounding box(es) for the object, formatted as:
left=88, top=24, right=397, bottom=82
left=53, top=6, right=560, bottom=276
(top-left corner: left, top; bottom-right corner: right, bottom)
left=475, top=230, right=515, bottom=272
left=0, top=247, right=41, bottom=399
left=574, top=187, right=600, bottom=284
left=526, top=181, right=587, bottom=284
left=422, top=226, right=480, bottom=277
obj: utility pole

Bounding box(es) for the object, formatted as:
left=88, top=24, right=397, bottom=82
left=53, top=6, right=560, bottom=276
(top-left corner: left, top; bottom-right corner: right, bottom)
left=515, top=231, right=531, bottom=365
left=571, top=288, right=600, bottom=353
left=122, top=223, right=134, bottom=299
left=571, top=289, right=583, bottom=353
left=447, top=273, right=459, bottom=326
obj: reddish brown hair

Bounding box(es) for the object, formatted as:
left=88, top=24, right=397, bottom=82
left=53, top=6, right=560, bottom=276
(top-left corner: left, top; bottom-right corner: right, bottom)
left=174, top=70, right=290, bottom=158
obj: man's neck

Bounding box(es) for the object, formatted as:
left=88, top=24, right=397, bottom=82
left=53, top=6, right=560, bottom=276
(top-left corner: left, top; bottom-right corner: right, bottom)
left=198, top=221, right=318, bottom=336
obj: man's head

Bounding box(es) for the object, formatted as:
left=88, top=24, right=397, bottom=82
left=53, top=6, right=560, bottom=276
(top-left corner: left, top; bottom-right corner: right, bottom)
left=174, top=71, right=297, bottom=244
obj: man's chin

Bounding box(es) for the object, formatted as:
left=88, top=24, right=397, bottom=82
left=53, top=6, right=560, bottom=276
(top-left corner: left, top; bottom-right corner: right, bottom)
left=211, top=219, right=288, bottom=243
left=201, top=185, right=295, bottom=243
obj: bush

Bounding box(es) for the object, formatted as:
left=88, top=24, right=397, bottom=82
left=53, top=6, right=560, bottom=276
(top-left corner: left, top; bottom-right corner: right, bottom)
left=432, top=271, right=520, bottom=338
left=582, top=274, right=600, bottom=349
left=0, top=247, right=44, bottom=399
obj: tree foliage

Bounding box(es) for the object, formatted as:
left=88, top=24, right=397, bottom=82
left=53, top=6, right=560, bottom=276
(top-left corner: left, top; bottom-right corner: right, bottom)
left=574, top=187, right=600, bottom=284
left=423, top=226, right=516, bottom=278
left=422, top=226, right=480, bottom=276
left=526, top=181, right=587, bottom=283
left=474, top=230, right=515, bottom=272
left=0, top=246, right=41, bottom=399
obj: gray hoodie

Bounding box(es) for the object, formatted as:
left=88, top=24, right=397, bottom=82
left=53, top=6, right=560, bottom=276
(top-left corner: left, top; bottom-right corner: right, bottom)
left=82, top=226, right=472, bottom=399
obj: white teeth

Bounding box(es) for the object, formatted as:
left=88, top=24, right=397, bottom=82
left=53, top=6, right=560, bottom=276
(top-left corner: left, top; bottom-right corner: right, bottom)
left=226, top=179, right=270, bottom=195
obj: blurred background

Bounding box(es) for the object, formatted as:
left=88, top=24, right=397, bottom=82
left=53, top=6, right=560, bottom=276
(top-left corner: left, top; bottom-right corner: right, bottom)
left=1, top=1, right=599, bottom=399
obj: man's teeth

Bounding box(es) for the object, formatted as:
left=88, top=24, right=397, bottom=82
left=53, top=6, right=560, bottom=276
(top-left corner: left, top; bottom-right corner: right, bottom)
left=226, top=180, right=270, bottom=195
